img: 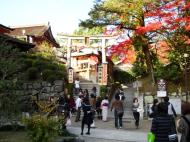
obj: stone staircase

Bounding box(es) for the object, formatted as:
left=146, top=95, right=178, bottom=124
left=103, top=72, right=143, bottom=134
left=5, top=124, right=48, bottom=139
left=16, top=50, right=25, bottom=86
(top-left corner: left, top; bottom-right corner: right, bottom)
left=79, top=80, right=100, bottom=96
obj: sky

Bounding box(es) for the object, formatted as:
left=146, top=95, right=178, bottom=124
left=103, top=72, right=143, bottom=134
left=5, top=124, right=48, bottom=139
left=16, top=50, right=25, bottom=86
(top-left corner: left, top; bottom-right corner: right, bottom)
left=0, top=0, right=95, bottom=35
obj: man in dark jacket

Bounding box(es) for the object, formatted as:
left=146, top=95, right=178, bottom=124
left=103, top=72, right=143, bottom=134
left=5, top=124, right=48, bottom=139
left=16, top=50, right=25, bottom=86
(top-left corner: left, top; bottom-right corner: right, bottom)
left=151, top=102, right=178, bottom=142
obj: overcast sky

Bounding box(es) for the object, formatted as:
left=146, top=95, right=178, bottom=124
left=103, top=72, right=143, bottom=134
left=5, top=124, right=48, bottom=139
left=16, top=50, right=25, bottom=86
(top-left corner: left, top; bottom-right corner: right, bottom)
left=0, top=0, right=94, bottom=35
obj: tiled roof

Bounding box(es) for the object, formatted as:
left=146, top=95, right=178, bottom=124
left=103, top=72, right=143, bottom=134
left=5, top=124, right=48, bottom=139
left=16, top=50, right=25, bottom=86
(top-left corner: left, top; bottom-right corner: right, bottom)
left=10, top=24, right=48, bottom=36
left=0, top=24, right=13, bottom=31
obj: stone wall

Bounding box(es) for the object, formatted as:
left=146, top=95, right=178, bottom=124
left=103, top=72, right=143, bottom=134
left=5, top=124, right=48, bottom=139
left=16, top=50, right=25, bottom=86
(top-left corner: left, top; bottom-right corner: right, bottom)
left=22, top=80, right=65, bottom=100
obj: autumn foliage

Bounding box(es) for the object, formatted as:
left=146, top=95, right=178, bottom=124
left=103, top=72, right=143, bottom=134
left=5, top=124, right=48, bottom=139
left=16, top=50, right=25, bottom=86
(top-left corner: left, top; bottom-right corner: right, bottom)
left=105, top=0, right=190, bottom=64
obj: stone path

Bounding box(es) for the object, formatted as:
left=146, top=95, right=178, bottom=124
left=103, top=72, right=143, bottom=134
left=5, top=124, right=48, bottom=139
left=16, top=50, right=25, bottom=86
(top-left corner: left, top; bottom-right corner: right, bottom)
left=66, top=116, right=151, bottom=142
left=67, top=126, right=147, bottom=142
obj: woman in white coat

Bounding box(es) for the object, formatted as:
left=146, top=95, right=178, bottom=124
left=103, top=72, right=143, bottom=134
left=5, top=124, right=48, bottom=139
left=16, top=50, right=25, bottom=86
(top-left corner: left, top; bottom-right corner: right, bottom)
left=101, top=96, right=109, bottom=122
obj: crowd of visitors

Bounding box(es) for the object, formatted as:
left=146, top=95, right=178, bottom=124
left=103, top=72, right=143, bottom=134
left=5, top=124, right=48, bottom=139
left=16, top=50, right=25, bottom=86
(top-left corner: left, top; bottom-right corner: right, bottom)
left=54, top=78, right=190, bottom=142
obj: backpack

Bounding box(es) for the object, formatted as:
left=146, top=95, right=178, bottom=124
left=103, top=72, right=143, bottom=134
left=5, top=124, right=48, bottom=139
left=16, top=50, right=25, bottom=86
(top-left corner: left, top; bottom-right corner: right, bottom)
left=168, top=103, right=177, bottom=117
left=181, top=116, right=190, bottom=140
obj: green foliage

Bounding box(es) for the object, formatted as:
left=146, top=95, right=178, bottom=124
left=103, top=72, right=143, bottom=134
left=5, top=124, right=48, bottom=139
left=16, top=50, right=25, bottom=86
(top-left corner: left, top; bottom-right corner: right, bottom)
left=113, top=69, right=136, bottom=84
left=22, top=59, right=33, bottom=70
left=64, top=83, right=74, bottom=95
left=73, top=26, right=104, bottom=35
left=42, top=70, right=53, bottom=81
left=26, top=67, right=39, bottom=80
left=46, top=75, right=57, bottom=83
left=154, top=63, right=182, bottom=82
left=100, top=85, right=108, bottom=97
left=0, top=38, right=23, bottom=80
left=33, top=60, right=46, bottom=72
left=132, top=62, right=147, bottom=77
left=0, top=80, right=23, bottom=119
left=23, top=115, right=58, bottom=142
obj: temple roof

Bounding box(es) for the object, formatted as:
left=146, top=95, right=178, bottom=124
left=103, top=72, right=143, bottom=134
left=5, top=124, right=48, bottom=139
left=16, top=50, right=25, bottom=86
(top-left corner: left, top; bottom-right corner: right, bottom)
left=0, top=24, right=13, bottom=34
left=0, top=24, right=13, bottom=31
left=9, top=24, right=59, bottom=47
left=9, top=24, right=48, bottom=36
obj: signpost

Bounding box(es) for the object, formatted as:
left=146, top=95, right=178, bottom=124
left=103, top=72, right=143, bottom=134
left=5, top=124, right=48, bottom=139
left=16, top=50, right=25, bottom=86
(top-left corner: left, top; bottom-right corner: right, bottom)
left=68, top=67, right=73, bottom=83
left=157, top=79, right=167, bottom=97
left=97, top=63, right=108, bottom=85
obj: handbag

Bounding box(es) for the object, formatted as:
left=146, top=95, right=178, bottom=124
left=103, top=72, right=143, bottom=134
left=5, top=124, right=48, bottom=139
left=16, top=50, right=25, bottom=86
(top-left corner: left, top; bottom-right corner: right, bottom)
left=137, top=107, right=142, bottom=112
left=117, top=110, right=124, bottom=115
left=66, top=118, right=71, bottom=126
left=147, top=132, right=155, bottom=142
left=168, top=117, right=178, bottom=142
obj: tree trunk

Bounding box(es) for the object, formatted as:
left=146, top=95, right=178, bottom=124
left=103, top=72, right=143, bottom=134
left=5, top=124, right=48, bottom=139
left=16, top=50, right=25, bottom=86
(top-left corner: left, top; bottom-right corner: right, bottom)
left=142, top=43, right=155, bottom=85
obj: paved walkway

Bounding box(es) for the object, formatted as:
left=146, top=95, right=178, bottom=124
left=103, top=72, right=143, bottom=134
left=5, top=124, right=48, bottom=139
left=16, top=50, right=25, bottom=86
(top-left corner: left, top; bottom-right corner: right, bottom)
left=66, top=116, right=152, bottom=142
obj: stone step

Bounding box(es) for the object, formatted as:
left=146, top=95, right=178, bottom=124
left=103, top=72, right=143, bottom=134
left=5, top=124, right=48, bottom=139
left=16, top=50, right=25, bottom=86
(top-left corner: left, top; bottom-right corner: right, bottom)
left=79, top=82, right=100, bottom=96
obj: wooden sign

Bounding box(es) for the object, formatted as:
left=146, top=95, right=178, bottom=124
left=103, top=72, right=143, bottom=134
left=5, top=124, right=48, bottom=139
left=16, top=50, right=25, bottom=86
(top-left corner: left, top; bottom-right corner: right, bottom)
left=157, top=79, right=166, bottom=97
left=68, top=68, right=73, bottom=83
left=102, top=63, right=108, bottom=85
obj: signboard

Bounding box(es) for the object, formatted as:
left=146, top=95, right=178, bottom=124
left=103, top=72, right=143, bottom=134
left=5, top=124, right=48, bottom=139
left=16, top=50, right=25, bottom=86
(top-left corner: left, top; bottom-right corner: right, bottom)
left=157, top=79, right=166, bottom=97
left=97, top=63, right=108, bottom=85
left=68, top=68, right=73, bottom=83
left=157, top=79, right=166, bottom=91
left=98, top=66, right=103, bottom=84
left=157, top=91, right=167, bottom=97
left=102, top=63, right=108, bottom=85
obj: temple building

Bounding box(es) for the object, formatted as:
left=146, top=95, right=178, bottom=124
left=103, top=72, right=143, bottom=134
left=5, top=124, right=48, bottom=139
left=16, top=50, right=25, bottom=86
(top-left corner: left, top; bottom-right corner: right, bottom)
left=8, top=23, right=59, bottom=49
left=0, top=24, right=34, bottom=51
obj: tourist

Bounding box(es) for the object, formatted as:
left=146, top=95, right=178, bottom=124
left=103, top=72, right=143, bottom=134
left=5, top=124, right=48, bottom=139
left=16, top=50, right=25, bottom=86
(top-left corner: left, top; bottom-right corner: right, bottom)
left=75, top=95, right=82, bottom=122
left=91, top=86, right=97, bottom=96
left=67, top=95, right=76, bottom=115
left=149, top=98, right=159, bottom=118
left=83, top=89, right=89, bottom=98
left=96, top=96, right=102, bottom=119
left=74, top=78, right=80, bottom=95
left=132, top=98, right=140, bottom=129
left=78, top=89, right=84, bottom=97
left=81, top=97, right=93, bottom=135
left=151, top=102, right=178, bottom=142
left=177, top=102, right=190, bottom=142
left=101, top=96, right=109, bottom=121
left=163, top=96, right=177, bottom=118
left=111, top=95, right=124, bottom=129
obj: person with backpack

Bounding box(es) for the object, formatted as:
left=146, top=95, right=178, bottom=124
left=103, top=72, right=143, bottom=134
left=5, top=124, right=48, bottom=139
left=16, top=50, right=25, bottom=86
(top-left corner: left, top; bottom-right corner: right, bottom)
left=149, top=99, right=159, bottom=118
left=151, top=102, right=178, bottom=142
left=163, top=96, right=177, bottom=118
left=177, top=102, right=190, bottom=142
left=80, top=97, right=93, bottom=135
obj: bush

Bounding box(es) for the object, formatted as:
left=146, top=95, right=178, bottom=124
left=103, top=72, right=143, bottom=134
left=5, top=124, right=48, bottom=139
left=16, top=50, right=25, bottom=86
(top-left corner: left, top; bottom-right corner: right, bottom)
left=26, top=67, right=39, bottom=80
left=22, top=59, right=33, bottom=70
left=33, top=60, right=46, bottom=72
left=113, top=69, right=135, bottom=84
left=46, top=75, right=57, bottom=83
left=44, top=64, right=57, bottom=70
left=100, top=85, right=108, bottom=97
left=23, top=115, right=58, bottom=142
left=42, top=70, right=53, bottom=81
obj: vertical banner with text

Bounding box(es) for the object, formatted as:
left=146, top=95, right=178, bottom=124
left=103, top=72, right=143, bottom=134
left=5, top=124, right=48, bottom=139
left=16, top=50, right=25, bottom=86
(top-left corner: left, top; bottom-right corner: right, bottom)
left=102, top=63, right=108, bottom=85
left=68, top=68, right=73, bottom=83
